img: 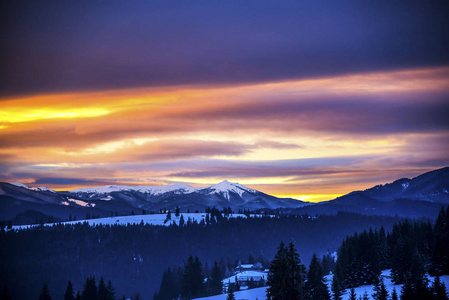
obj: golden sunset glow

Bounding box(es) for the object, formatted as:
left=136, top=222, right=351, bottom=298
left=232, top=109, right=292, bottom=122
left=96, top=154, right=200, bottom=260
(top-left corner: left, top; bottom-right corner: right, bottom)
left=1, top=67, right=448, bottom=199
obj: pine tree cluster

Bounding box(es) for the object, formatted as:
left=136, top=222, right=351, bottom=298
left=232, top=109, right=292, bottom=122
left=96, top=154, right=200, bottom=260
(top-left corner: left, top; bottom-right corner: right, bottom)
left=154, top=256, right=227, bottom=300
left=266, top=241, right=332, bottom=300
left=332, top=206, right=449, bottom=300
left=37, top=278, right=117, bottom=300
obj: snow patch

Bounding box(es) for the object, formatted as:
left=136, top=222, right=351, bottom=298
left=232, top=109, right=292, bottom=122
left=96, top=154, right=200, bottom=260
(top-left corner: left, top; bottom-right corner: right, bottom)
left=193, top=286, right=267, bottom=300
left=10, top=182, right=55, bottom=192
left=29, top=187, right=55, bottom=193
left=10, top=182, right=29, bottom=188
left=67, top=198, right=95, bottom=207
left=401, top=182, right=409, bottom=190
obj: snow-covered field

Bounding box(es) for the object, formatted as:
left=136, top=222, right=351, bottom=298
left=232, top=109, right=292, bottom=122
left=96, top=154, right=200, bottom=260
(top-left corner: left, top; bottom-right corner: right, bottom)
left=194, top=270, right=449, bottom=300
left=11, top=213, right=250, bottom=230
left=195, top=287, right=268, bottom=300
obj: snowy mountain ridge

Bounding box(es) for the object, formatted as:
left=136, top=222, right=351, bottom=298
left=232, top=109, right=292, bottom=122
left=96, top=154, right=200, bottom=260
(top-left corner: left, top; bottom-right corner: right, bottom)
left=68, top=180, right=256, bottom=198
left=10, top=180, right=258, bottom=198
left=70, top=182, right=198, bottom=196
left=11, top=182, right=55, bottom=193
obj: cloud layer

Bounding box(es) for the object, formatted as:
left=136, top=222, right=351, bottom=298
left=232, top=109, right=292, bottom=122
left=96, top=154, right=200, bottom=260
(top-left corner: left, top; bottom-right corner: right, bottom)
left=1, top=2, right=448, bottom=201
left=1, top=1, right=449, bottom=96
left=1, top=68, right=448, bottom=200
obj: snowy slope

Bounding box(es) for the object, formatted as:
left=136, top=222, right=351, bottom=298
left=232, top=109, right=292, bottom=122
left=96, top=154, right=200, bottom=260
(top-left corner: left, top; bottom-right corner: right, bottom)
left=193, top=270, right=449, bottom=300
left=11, top=213, right=250, bottom=230
left=193, top=287, right=267, bottom=300
left=324, top=270, right=449, bottom=300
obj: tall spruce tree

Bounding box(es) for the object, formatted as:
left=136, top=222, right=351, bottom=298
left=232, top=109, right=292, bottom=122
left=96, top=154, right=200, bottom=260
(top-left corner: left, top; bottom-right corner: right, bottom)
left=331, top=275, right=343, bottom=300
left=81, top=277, right=97, bottom=300
left=98, top=277, right=109, bottom=300
left=38, top=284, right=52, bottom=300
left=209, top=261, right=223, bottom=296
left=107, top=280, right=116, bottom=300
left=432, top=206, right=449, bottom=276
left=266, top=241, right=307, bottom=300
left=64, top=281, right=75, bottom=300
left=306, top=254, right=331, bottom=300
left=181, top=255, right=205, bottom=299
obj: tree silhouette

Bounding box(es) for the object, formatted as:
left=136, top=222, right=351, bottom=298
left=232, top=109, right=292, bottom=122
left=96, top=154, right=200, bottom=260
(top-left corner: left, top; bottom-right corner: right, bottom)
left=266, top=241, right=307, bottom=300
left=64, top=281, right=75, bottom=300
left=38, top=283, right=52, bottom=300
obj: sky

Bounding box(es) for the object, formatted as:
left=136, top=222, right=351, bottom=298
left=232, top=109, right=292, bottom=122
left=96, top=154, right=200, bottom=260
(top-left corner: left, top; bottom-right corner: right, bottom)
left=1, top=1, right=449, bottom=202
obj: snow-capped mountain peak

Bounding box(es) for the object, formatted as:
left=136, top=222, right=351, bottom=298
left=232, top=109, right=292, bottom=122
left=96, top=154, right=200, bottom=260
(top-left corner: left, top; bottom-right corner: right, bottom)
left=203, top=180, right=256, bottom=197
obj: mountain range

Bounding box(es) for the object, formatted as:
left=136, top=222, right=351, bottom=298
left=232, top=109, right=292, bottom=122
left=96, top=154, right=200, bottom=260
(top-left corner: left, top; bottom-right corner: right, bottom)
left=0, top=180, right=307, bottom=224
left=1, top=167, right=448, bottom=224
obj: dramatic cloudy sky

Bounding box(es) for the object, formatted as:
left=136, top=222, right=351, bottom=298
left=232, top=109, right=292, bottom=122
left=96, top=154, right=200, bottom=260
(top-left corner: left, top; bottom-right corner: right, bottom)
left=1, top=1, right=448, bottom=201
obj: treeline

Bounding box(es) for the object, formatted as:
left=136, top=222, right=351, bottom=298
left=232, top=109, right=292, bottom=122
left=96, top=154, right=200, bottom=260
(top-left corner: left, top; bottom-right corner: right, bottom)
left=0, top=212, right=400, bottom=299
left=36, top=277, right=118, bottom=300
left=332, top=206, right=449, bottom=299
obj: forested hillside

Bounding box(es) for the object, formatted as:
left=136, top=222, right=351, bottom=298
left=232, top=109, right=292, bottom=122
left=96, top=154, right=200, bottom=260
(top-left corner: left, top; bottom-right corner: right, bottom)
left=332, top=206, right=449, bottom=299
left=0, top=212, right=400, bottom=299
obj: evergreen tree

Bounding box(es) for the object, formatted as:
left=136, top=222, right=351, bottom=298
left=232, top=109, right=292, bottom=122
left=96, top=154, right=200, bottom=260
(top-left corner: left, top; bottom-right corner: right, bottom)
left=175, top=206, right=180, bottom=217
left=64, top=281, right=75, bottom=300
left=433, top=275, right=449, bottom=300
left=107, top=279, right=116, bottom=300
left=226, top=287, right=235, bottom=300
left=348, top=288, right=357, bottom=300
left=372, top=276, right=388, bottom=300
left=179, top=214, right=185, bottom=227
left=81, top=277, right=97, bottom=300
left=75, top=291, right=81, bottom=300
left=391, top=288, right=398, bottom=300
left=306, top=254, right=331, bottom=300
left=98, top=277, right=108, bottom=300
left=432, top=206, right=449, bottom=276
left=155, top=266, right=183, bottom=300
left=266, top=241, right=307, bottom=300
left=164, top=210, right=172, bottom=224
left=181, top=255, right=205, bottom=299
left=38, top=283, right=52, bottom=300
left=331, top=275, right=343, bottom=300
left=209, top=261, right=223, bottom=296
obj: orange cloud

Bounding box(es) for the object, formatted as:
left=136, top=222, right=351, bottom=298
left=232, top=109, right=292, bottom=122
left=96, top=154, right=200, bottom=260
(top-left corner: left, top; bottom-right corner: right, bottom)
left=1, top=67, right=448, bottom=199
